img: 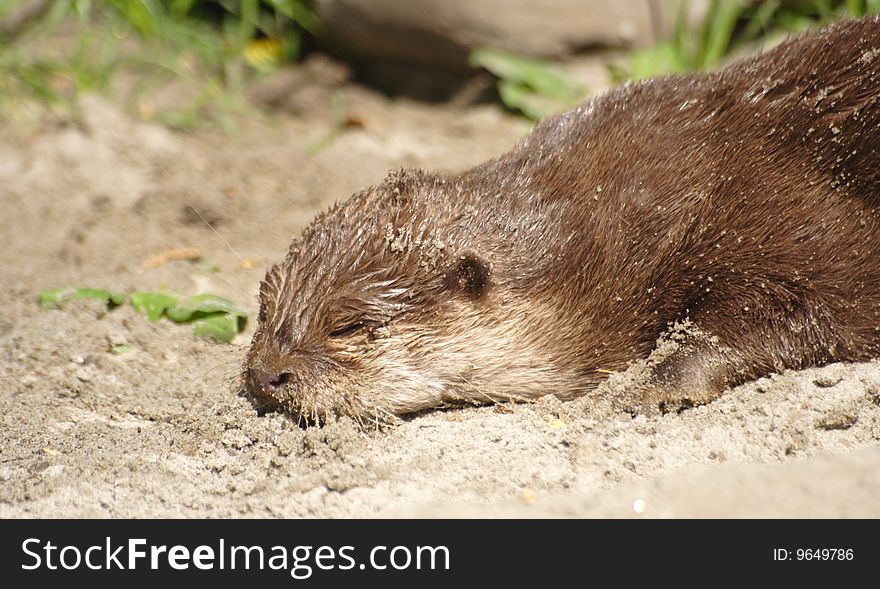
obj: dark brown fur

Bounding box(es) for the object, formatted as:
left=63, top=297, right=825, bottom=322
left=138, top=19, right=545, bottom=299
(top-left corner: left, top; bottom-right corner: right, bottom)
left=245, top=17, right=880, bottom=423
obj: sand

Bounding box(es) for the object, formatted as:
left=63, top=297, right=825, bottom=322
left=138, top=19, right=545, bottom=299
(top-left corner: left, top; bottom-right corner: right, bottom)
left=2, top=86, right=879, bottom=519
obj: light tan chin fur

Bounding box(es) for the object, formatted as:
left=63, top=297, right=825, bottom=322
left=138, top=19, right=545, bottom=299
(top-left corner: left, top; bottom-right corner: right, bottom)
left=327, top=303, right=587, bottom=417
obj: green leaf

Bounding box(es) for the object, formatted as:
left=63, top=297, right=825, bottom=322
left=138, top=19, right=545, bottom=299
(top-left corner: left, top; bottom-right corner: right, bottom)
left=110, top=343, right=134, bottom=355
left=625, top=43, right=684, bottom=80
left=469, top=48, right=584, bottom=120
left=166, top=294, right=247, bottom=323
left=169, top=0, right=198, bottom=19
left=265, top=0, right=318, bottom=31
left=191, top=313, right=241, bottom=343
left=40, top=286, right=244, bottom=344
left=105, top=0, right=163, bottom=37
left=498, top=80, right=559, bottom=122
left=130, top=291, right=178, bottom=322
left=470, top=49, right=583, bottom=101
left=39, top=287, right=126, bottom=308
left=39, top=288, right=65, bottom=307
left=70, top=288, right=127, bottom=306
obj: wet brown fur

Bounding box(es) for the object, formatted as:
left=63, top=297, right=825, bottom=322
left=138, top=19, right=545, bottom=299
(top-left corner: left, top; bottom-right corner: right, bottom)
left=245, top=17, right=880, bottom=423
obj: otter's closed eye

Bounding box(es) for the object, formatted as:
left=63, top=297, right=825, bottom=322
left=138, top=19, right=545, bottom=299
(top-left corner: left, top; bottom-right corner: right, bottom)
left=330, top=322, right=366, bottom=338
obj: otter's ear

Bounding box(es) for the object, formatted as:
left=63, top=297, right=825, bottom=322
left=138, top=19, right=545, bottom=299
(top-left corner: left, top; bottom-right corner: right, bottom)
left=446, top=253, right=491, bottom=299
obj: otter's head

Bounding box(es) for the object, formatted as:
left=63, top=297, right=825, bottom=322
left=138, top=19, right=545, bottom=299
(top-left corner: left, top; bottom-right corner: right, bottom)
left=244, top=168, right=582, bottom=424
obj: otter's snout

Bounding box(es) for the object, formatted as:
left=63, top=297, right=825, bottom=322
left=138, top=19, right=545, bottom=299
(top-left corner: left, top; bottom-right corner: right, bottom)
left=246, top=367, right=291, bottom=399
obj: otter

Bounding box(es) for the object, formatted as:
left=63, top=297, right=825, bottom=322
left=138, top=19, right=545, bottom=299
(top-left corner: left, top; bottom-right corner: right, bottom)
left=244, top=16, right=880, bottom=424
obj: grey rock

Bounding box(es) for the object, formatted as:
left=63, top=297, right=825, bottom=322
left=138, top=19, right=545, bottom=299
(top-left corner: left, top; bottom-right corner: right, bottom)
left=315, top=0, right=693, bottom=70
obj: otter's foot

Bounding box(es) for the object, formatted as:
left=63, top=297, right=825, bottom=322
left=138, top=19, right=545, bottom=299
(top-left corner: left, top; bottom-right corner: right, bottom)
left=615, top=321, right=741, bottom=416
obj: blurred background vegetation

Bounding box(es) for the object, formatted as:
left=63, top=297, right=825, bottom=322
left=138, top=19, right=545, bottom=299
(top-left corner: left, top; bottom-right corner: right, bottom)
left=0, top=0, right=319, bottom=128
left=1, top=0, right=878, bottom=127
left=622, top=0, right=880, bottom=80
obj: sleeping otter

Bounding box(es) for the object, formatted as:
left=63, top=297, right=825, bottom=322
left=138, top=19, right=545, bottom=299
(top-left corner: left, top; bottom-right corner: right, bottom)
left=244, top=16, right=880, bottom=424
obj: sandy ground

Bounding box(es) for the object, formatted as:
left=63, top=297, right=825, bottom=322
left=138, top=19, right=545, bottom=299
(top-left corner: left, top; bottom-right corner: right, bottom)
left=2, top=74, right=880, bottom=518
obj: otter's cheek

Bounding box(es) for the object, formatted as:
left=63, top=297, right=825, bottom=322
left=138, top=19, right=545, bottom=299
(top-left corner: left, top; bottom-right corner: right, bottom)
left=359, top=338, right=449, bottom=415
left=392, top=310, right=587, bottom=406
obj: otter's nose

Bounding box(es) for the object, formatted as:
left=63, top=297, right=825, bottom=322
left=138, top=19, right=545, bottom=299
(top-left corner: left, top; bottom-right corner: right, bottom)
left=248, top=368, right=291, bottom=396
